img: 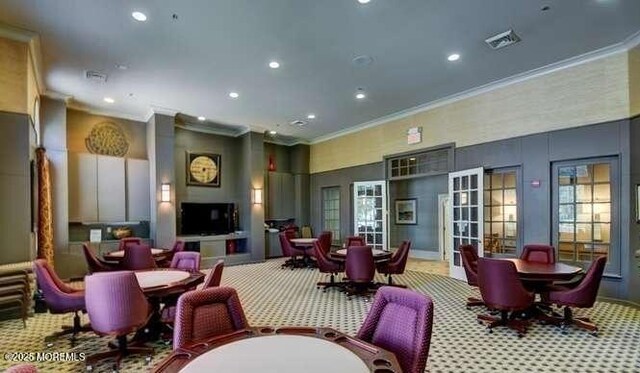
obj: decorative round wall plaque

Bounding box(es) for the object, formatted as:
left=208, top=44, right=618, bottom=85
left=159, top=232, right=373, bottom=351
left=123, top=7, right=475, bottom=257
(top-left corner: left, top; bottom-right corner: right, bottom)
left=85, top=122, right=129, bottom=157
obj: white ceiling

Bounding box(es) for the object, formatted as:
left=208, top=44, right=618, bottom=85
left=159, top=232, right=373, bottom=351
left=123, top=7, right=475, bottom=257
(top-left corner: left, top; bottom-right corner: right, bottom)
left=1, top=0, right=639, bottom=142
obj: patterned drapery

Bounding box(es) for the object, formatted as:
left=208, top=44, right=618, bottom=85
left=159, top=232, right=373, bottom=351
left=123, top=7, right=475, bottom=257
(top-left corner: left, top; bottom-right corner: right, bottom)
left=36, top=147, right=54, bottom=266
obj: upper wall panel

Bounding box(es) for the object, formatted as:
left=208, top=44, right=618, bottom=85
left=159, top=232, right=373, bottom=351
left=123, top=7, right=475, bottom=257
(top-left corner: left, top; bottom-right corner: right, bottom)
left=630, top=45, right=640, bottom=117
left=310, top=52, right=630, bottom=174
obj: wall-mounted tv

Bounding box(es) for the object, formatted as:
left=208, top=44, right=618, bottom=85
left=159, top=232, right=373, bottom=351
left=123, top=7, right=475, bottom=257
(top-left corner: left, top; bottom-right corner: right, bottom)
left=180, top=202, right=235, bottom=235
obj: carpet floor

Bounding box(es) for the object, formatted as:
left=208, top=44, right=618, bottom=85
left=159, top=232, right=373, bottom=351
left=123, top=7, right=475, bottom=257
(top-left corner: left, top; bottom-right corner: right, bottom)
left=0, top=259, right=638, bottom=373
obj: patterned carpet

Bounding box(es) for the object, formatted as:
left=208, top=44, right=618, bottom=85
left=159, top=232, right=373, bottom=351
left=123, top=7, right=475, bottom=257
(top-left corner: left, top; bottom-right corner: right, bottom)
left=0, top=259, right=639, bottom=373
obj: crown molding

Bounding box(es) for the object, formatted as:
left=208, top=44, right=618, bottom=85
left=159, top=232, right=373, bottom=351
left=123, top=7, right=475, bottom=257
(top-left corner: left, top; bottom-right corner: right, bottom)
left=310, top=37, right=635, bottom=144
left=0, top=22, right=37, bottom=42
left=43, top=90, right=73, bottom=103
left=0, top=22, right=47, bottom=95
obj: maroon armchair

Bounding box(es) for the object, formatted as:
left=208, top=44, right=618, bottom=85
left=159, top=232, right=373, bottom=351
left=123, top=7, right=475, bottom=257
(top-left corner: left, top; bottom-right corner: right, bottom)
left=521, top=244, right=556, bottom=264
left=314, top=241, right=345, bottom=291
left=356, top=286, right=434, bottom=373
left=33, top=259, right=91, bottom=343
left=547, top=256, right=607, bottom=336
left=84, top=271, right=153, bottom=370
left=201, top=259, right=225, bottom=289
left=376, top=240, right=411, bottom=287
left=345, top=245, right=376, bottom=297
left=170, top=251, right=201, bottom=271
left=345, top=236, right=365, bottom=247
left=173, top=287, right=249, bottom=350
left=82, top=243, right=119, bottom=273
left=279, top=232, right=306, bottom=269
left=459, top=244, right=484, bottom=308
left=317, top=230, right=333, bottom=254
left=122, top=244, right=157, bottom=270
left=158, top=240, right=186, bottom=268
left=477, top=257, right=535, bottom=337
left=118, top=237, right=142, bottom=251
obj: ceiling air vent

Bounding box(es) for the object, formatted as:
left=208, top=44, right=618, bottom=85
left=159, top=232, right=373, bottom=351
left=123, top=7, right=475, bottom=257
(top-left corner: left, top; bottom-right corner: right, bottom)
left=290, top=120, right=308, bottom=127
left=84, top=70, right=108, bottom=83
left=485, top=29, right=521, bottom=50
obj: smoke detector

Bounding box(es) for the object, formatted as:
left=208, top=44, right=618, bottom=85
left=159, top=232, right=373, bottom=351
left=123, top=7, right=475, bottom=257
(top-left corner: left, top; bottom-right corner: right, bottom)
left=84, top=70, right=108, bottom=83
left=290, top=120, right=308, bottom=126
left=485, top=29, right=521, bottom=50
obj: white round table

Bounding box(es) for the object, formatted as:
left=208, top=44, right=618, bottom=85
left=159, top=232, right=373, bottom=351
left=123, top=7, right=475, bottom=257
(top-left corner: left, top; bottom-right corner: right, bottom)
left=105, top=248, right=167, bottom=258
left=178, top=335, right=369, bottom=373
left=335, top=248, right=389, bottom=257
left=290, top=238, right=318, bottom=245
left=135, top=270, right=191, bottom=289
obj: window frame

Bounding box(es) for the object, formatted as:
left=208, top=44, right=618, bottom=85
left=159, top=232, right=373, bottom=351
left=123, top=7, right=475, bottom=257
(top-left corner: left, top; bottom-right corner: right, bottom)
left=321, top=186, right=341, bottom=245
left=483, top=167, right=522, bottom=258
left=551, top=157, right=620, bottom=277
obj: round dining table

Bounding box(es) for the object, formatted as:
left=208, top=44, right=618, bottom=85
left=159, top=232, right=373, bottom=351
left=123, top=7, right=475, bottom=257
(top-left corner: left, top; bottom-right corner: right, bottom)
left=151, top=326, right=401, bottom=373
left=103, top=248, right=170, bottom=262
left=331, top=248, right=392, bottom=262
left=289, top=238, right=319, bottom=266
left=502, top=258, right=582, bottom=281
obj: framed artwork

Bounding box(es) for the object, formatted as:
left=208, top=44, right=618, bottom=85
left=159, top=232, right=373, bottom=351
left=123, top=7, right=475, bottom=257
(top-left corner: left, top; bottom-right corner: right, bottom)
left=187, top=152, right=221, bottom=187
left=395, top=198, right=417, bottom=225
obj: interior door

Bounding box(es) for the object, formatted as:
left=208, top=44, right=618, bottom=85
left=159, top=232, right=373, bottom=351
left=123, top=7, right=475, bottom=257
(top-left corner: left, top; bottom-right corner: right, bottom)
left=353, top=181, right=387, bottom=250
left=448, top=167, right=484, bottom=281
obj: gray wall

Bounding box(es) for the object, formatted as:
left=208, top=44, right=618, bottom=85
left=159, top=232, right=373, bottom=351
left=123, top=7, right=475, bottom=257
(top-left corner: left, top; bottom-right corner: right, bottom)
left=455, top=119, right=630, bottom=300
left=239, top=132, right=265, bottom=262
left=389, top=175, right=447, bottom=252
left=628, top=115, right=640, bottom=304
left=310, top=162, right=383, bottom=242
left=0, top=111, right=32, bottom=264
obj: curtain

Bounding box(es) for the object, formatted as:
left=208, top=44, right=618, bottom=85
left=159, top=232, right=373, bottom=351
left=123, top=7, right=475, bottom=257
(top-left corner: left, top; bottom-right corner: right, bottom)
left=36, top=147, right=54, bottom=266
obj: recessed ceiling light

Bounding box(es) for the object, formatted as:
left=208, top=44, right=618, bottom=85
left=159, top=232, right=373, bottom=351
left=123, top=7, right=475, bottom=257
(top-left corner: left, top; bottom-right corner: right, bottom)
left=355, top=89, right=366, bottom=100
left=197, top=116, right=206, bottom=121
left=115, top=64, right=128, bottom=70
left=229, top=92, right=239, bottom=99
left=269, top=130, right=277, bottom=135
left=447, top=53, right=460, bottom=62
left=131, top=11, right=147, bottom=22
left=103, top=97, right=115, bottom=104
left=358, top=0, right=371, bottom=4
left=269, top=61, right=280, bottom=69
left=307, top=114, right=316, bottom=119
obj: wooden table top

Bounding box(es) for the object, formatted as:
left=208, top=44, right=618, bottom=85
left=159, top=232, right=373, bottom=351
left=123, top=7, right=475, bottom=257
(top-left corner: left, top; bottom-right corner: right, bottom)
left=501, top=258, right=583, bottom=281
left=290, top=238, right=318, bottom=245
left=331, top=248, right=392, bottom=262
left=103, top=248, right=169, bottom=259
left=151, top=327, right=401, bottom=373
left=134, top=268, right=204, bottom=297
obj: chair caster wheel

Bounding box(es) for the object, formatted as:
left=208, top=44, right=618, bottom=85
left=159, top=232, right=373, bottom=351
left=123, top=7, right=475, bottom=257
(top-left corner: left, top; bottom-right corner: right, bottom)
left=145, top=355, right=153, bottom=364
left=111, top=364, right=119, bottom=373
left=517, top=333, right=524, bottom=338
left=86, top=365, right=93, bottom=372
left=591, top=331, right=598, bottom=337
left=487, top=328, right=493, bottom=334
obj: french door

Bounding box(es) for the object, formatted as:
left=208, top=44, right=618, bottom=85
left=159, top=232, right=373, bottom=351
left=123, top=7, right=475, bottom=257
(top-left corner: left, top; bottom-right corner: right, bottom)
left=448, top=167, right=484, bottom=281
left=353, top=181, right=387, bottom=251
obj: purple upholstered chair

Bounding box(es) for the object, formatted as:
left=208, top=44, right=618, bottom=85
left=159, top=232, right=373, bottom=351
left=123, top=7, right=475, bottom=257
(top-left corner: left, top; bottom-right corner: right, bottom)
left=459, top=244, right=484, bottom=308
left=376, top=240, right=411, bottom=287
left=314, top=241, right=345, bottom=291
left=122, top=244, right=157, bottom=271
left=117, top=237, right=142, bottom=251
left=345, top=245, right=376, bottom=297
left=547, top=256, right=607, bottom=336
left=173, top=287, right=249, bottom=350
left=279, top=232, right=306, bottom=269
left=84, top=271, right=153, bottom=370
left=200, top=260, right=225, bottom=289
left=318, top=231, right=333, bottom=254
left=4, top=364, right=38, bottom=373
left=521, top=244, right=556, bottom=264
left=82, top=244, right=119, bottom=273
left=158, top=240, right=186, bottom=268
left=345, top=236, right=366, bottom=248
left=32, top=259, right=91, bottom=343
left=170, top=252, right=201, bottom=271
left=356, top=287, right=434, bottom=373
left=477, top=258, right=535, bottom=337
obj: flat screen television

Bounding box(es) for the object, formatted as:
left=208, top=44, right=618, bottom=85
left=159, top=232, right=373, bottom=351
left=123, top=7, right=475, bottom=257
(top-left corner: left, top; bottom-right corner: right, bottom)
left=180, top=202, right=235, bottom=235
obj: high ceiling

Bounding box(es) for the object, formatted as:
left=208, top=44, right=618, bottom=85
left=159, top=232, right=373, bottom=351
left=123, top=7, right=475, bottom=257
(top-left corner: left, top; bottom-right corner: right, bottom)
left=1, top=0, right=638, bottom=142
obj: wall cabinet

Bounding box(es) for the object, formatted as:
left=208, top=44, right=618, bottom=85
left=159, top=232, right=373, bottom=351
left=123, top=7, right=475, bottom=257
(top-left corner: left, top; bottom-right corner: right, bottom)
left=68, top=153, right=149, bottom=222
left=267, top=172, right=294, bottom=219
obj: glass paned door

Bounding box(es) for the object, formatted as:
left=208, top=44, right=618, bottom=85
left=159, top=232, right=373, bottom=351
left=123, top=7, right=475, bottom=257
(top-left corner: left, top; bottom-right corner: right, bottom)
left=449, top=167, right=484, bottom=281
left=353, top=181, right=387, bottom=251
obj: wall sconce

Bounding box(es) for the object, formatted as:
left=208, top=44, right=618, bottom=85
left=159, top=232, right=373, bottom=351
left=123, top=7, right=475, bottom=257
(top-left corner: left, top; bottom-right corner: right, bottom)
left=161, top=183, right=171, bottom=202
left=252, top=188, right=263, bottom=204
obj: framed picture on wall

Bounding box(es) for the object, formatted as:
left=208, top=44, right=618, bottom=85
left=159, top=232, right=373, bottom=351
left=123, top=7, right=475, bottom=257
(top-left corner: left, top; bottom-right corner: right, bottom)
left=395, top=198, right=417, bottom=225
left=186, top=152, right=221, bottom=187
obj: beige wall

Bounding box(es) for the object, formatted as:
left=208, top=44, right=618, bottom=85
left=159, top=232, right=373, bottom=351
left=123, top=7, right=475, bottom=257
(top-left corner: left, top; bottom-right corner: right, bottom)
left=311, top=52, right=631, bottom=173
left=630, top=45, right=640, bottom=117
left=0, top=37, right=28, bottom=114
left=66, top=109, right=147, bottom=159
left=26, top=47, right=39, bottom=120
